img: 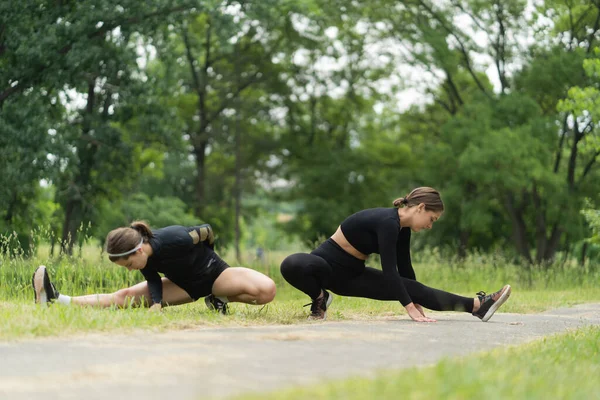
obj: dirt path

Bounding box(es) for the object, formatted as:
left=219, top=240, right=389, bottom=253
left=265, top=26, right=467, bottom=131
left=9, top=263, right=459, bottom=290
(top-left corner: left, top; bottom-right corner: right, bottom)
left=1, top=303, right=599, bottom=400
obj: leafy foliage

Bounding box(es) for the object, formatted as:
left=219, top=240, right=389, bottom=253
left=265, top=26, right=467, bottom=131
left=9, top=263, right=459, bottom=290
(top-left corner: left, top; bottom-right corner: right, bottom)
left=1, top=0, right=600, bottom=262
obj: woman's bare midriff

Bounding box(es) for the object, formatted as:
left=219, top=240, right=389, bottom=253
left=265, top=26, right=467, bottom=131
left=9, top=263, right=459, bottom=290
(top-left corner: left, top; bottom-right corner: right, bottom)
left=330, top=227, right=368, bottom=260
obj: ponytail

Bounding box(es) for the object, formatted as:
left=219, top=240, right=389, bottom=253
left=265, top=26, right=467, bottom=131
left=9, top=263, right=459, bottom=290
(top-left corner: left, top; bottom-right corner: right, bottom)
left=129, top=221, right=154, bottom=240
left=393, top=197, right=409, bottom=208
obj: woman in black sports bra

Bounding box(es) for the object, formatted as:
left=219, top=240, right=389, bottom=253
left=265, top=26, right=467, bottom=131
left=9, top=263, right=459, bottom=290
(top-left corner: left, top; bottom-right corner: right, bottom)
left=280, top=187, right=511, bottom=322
left=32, top=221, right=276, bottom=314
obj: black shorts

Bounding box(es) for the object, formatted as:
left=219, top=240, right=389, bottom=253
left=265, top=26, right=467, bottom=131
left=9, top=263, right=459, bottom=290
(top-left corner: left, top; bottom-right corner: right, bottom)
left=168, top=251, right=230, bottom=301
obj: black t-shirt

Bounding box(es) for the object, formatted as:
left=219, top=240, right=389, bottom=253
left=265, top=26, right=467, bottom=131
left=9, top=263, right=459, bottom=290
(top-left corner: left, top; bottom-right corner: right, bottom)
left=140, top=224, right=214, bottom=305
left=340, top=208, right=416, bottom=306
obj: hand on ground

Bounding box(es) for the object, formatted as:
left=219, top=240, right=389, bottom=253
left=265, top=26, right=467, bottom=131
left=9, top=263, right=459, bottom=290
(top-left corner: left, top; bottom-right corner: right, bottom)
left=406, top=303, right=436, bottom=322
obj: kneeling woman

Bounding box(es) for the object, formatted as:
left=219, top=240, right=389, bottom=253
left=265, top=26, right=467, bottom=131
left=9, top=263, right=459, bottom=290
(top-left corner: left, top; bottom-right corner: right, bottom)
left=280, top=187, right=511, bottom=322
left=33, top=222, right=276, bottom=314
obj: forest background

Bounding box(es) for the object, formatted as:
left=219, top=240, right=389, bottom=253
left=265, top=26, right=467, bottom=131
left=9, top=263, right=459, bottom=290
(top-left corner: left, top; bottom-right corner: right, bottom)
left=2, top=0, right=600, bottom=269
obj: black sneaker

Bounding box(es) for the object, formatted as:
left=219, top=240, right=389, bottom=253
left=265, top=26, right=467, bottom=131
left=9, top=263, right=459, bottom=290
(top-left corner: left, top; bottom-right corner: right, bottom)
left=473, top=284, right=511, bottom=322
left=204, top=294, right=228, bottom=315
left=32, top=265, right=59, bottom=305
left=304, top=290, right=333, bottom=320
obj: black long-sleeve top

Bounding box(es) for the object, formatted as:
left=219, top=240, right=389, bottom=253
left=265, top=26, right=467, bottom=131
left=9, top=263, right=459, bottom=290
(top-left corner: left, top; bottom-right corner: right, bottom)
left=340, top=208, right=416, bottom=306
left=140, top=224, right=214, bottom=305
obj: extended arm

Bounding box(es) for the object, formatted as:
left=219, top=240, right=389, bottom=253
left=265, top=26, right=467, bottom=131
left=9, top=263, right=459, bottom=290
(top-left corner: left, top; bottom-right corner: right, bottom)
left=396, top=228, right=416, bottom=281
left=140, top=268, right=163, bottom=305
left=377, top=221, right=412, bottom=306
left=379, top=221, right=435, bottom=322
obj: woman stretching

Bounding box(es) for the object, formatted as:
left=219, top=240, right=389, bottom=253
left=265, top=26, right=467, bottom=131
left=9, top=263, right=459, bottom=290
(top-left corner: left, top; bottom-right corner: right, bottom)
left=280, top=187, right=511, bottom=322
left=33, top=222, right=276, bottom=314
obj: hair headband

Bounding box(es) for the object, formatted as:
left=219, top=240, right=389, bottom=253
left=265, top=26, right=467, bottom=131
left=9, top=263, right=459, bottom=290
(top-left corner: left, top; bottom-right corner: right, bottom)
left=107, top=237, right=144, bottom=257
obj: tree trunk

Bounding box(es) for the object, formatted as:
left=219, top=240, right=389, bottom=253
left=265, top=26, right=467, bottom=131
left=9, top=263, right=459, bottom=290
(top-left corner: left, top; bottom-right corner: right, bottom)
left=532, top=186, right=547, bottom=264
left=234, top=118, right=242, bottom=263
left=61, top=195, right=82, bottom=255
left=233, top=44, right=242, bottom=263
left=567, top=120, right=582, bottom=190
left=61, top=79, right=96, bottom=255
left=4, top=192, right=17, bottom=223
left=458, top=229, right=470, bottom=259
left=580, top=241, right=588, bottom=267
left=61, top=158, right=95, bottom=255
left=182, top=21, right=212, bottom=218
left=504, top=193, right=533, bottom=263
left=193, top=141, right=208, bottom=217
left=542, top=224, right=562, bottom=263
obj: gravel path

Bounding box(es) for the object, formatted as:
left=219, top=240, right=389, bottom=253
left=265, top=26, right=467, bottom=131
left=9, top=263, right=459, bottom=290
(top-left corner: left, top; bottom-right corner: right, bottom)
left=1, top=303, right=599, bottom=400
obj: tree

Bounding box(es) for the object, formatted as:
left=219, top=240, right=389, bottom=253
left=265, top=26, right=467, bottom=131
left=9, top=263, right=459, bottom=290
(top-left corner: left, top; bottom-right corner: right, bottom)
left=275, top=6, right=409, bottom=240
left=0, top=1, right=200, bottom=253
left=363, top=0, right=600, bottom=262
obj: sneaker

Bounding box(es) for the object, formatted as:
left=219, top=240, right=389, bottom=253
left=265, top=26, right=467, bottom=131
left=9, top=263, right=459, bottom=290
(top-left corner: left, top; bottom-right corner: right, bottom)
left=304, top=290, right=333, bottom=320
left=204, top=294, right=228, bottom=315
left=32, top=265, right=59, bottom=305
left=473, top=284, right=511, bottom=322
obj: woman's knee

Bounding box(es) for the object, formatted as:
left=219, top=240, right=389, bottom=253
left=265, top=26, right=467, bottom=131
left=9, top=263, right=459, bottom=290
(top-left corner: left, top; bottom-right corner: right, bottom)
left=256, top=278, right=277, bottom=304
left=280, top=253, right=310, bottom=278
left=115, top=286, right=150, bottom=307
left=113, top=288, right=134, bottom=306
left=280, top=253, right=300, bottom=273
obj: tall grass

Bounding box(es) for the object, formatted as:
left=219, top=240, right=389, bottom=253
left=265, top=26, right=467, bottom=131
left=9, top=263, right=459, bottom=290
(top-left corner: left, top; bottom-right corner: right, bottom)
left=410, top=247, right=600, bottom=293
left=0, top=245, right=294, bottom=302
left=1, top=229, right=599, bottom=302
left=1, top=232, right=600, bottom=339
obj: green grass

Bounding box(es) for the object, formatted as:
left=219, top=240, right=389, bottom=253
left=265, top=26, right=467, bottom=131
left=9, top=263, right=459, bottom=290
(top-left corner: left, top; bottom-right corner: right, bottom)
left=237, top=326, right=600, bottom=400
left=2, top=286, right=600, bottom=341
left=0, top=243, right=599, bottom=340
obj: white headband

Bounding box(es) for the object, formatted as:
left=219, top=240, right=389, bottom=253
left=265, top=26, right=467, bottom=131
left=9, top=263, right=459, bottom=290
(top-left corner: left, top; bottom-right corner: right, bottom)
left=107, top=237, right=144, bottom=257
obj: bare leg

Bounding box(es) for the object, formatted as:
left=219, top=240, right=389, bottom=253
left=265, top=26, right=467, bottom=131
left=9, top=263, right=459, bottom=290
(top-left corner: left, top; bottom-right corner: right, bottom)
left=70, top=278, right=193, bottom=308
left=211, top=267, right=276, bottom=305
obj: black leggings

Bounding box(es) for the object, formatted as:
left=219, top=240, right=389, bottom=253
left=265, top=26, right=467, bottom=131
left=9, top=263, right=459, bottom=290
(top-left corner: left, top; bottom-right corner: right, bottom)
left=280, top=239, right=474, bottom=312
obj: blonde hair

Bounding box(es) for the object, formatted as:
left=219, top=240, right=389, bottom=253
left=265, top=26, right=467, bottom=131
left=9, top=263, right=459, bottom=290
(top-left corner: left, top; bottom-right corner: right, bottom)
left=393, top=187, right=444, bottom=212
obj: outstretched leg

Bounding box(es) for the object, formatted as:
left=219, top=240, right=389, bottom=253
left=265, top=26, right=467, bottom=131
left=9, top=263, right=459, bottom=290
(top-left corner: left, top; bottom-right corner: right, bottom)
left=329, top=266, right=475, bottom=312
left=33, top=265, right=193, bottom=308
left=71, top=278, right=193, bottom=308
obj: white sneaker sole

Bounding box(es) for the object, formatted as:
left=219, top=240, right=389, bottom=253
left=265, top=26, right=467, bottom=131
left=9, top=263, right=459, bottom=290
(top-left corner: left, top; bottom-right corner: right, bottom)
left=323, top=292, right=334, bottom=320
left=33, top=265, right=48, bottom=305
left=481, top=284, right=511, bottom=322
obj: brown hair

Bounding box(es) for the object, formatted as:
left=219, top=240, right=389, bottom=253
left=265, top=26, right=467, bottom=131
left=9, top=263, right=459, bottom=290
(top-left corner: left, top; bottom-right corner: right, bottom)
left=106, top=221, right=154, bottom=262
left=393, top=187, right=444, bottom=212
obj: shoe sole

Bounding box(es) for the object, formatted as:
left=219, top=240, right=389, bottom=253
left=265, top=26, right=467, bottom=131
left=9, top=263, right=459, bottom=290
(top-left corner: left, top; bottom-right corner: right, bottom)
left=323, top=292, right=334, bottom=320
left=33, top=265, right=48, bottom=305
left=481, top=284, right=511, bottom=322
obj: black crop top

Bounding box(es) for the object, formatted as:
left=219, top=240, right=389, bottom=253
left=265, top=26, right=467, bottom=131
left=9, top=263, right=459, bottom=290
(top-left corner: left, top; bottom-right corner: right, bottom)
left=340, top=208, right=416, bottom=306
left=139, top=224, right=214, bottom=305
